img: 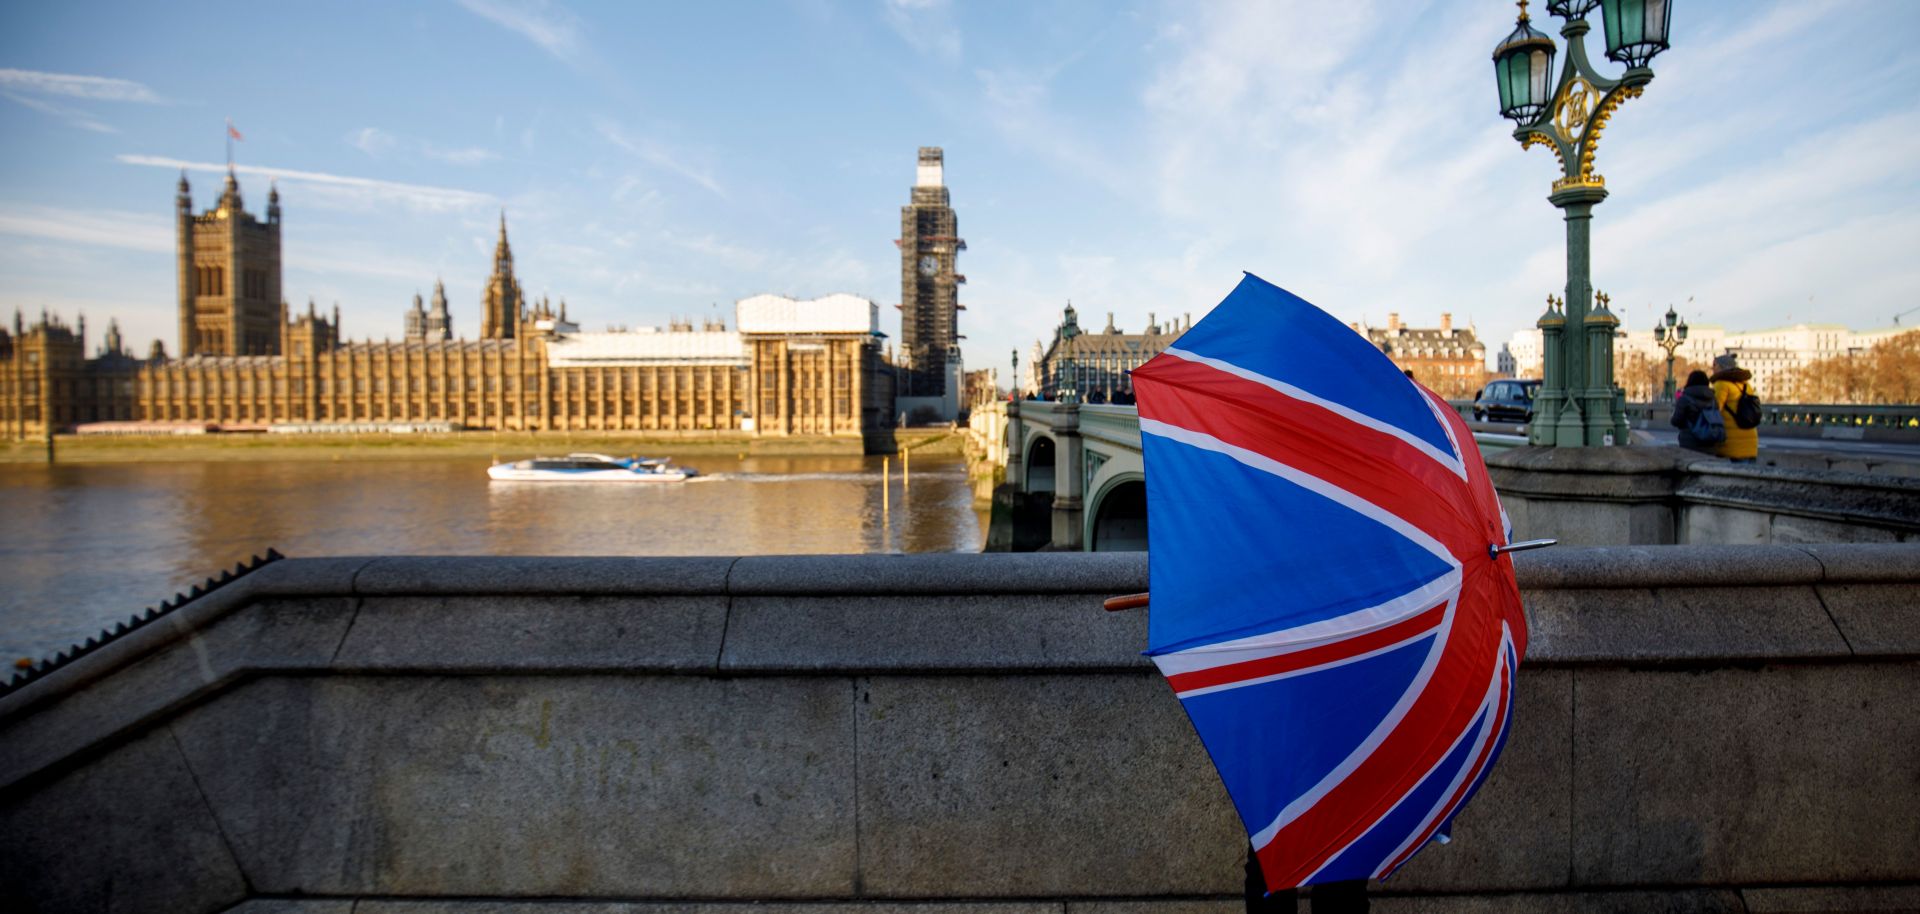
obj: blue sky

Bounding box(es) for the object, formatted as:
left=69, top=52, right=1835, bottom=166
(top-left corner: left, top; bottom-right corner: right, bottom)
left=2, top=0, right=1918, bottom=378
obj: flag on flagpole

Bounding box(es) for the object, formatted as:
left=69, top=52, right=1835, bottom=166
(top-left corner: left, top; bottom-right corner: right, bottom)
left=227, top=119, right=243, bottom=141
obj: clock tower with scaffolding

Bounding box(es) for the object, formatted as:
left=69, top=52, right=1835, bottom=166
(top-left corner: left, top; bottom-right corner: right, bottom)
left=896, top=147, right=965, bottom=418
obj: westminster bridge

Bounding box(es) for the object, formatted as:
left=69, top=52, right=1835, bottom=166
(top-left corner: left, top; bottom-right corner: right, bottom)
left=971, top=400, right=1920, bottom=551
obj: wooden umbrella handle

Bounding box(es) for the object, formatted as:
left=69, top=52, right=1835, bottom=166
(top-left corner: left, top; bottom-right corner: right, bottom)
left=1103, top=592, right=1150, bottom=612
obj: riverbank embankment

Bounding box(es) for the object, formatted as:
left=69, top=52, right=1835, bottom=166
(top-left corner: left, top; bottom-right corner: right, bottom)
left=0, top=429, right=962, bottom=464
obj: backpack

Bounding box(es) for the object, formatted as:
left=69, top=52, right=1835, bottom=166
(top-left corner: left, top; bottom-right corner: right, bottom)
left=1732, top=384, right=1762, bottom=430
left=1687, top=398, right=1727, bottom=444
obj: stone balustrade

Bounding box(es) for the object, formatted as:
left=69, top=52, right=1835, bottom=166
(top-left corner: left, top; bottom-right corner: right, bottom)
left=2, top=547, right=1917, bottom=913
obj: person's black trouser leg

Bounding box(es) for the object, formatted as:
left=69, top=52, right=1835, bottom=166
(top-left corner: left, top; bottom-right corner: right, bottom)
left=1246, top=844, right=1369, bottom=913
left=1244, top=847, right=1296, bottom=912
left=1308, top=878, right=1369, bottom=913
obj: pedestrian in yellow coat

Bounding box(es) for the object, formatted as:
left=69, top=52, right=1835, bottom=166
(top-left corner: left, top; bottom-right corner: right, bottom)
left=1710, top=354, right=1759, bottom=463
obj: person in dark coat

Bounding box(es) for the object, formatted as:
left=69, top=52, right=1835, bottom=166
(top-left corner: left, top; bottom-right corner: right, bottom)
left=1669, top=369, right=1720, bottom=455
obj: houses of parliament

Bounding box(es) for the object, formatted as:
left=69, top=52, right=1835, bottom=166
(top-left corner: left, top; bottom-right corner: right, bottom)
left=0, top=149, right=984, bottom=443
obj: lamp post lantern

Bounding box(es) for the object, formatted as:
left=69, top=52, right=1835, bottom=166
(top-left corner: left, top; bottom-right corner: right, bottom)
left=1493, top=0, right=1672, bottom=447
left=1652, top=303, right=1689, bottom=400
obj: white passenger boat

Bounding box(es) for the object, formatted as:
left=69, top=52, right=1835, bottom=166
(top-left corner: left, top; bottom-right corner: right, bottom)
left=486, top=453, right=697, bottom=482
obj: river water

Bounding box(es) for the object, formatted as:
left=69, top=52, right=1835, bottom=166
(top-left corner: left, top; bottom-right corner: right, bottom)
left=0, top=454, right=985, bottom=665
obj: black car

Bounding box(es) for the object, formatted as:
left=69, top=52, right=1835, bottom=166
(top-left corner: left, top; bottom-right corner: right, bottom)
left=1472, top=379, right=1539, bottom=423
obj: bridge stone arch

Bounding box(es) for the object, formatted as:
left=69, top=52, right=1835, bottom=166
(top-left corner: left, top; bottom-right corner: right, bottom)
left=1025, top=434, right=1057, bottom=494
left=1086, top=472, right=1147, bottom=552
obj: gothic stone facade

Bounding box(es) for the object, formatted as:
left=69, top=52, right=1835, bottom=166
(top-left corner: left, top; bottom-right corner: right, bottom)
left=0, top=176, right=890, bottom=439
left=178, top=171, right=283, bottom=357
left=1036, top=303, right=1191, bottom=405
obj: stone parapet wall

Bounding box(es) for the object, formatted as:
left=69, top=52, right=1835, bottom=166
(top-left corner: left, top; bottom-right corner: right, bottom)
left=1491, top=445, right=1920, bottom=545
left=3, top=548, right=1917, bottom=913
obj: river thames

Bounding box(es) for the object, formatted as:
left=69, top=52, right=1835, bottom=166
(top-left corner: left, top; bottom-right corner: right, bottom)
left=0, top=453, right=986, bottom=665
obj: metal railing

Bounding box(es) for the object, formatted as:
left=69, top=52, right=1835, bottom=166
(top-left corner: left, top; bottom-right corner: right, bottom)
left=1455, top=399, right=1920, bottom=437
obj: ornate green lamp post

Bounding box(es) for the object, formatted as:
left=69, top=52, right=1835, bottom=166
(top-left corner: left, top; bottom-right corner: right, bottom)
left=1653, top=303, right=1689, bottom=399
left=1494, top=0, right=1672, bottom=446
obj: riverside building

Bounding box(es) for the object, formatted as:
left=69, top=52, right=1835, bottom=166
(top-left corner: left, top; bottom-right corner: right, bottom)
left=0, top=171, right=894, bottom=445
left=1351, top=312, right=1489, bottom=399
left=1034, top=303, right=1189, bottom=404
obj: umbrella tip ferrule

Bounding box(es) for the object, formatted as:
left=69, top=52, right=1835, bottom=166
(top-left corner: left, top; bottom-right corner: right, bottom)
left=1489, top=539, right=1557, bottom=559
left=1103, top=593, right=1151, bottom=612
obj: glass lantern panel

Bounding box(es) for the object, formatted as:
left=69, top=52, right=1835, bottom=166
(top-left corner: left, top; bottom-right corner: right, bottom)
left=1530, top=50, right=1553, bottom=106
left=1602, top=0, right=1627, bottom=54
left=1645, top=0, right=1669, bottom=45
left=1496, top=56, right=1517, bottom=112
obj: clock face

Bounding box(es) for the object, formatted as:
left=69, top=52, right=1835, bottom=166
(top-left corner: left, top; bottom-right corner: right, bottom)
left=919, top=255, right=939, bottom=276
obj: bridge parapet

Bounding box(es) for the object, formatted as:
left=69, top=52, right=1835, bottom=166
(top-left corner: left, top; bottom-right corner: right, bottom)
left=994, top=402, right=1917, bottom=550
left=1, top=548, right=1916, bottom=912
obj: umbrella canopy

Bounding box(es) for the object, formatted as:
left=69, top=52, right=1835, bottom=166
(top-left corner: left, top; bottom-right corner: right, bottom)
left=1130, top=274, right=1527, bottom=889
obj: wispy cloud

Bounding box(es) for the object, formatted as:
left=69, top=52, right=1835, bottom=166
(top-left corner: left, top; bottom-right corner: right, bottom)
left=455, top=0, right=581, bottom=60
left=0, top=69, right=165, bottom=103
left=884, top=0, right=962, bottom=63
left=348, top=126, right=400, bottom=157
left=348, top=126, right=498, bottom=166
left=117, top=155, right=495, bottom=214
left=2, top=93, right=116, bottom=133
left=0, top=68, right=168, bottom=133
left=0, top=202, right=438, bottom=285
left=595, top=119, right=726, bottom=198
left=0, top=205, right=171, bottom=253
left=424, top=145, right=499, bottom=166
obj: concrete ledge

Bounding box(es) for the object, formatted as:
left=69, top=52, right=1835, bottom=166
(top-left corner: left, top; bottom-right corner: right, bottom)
left=1795, top=543, right=1920, bottom=580
left=354, top=555, right=739, bottom=595
left=1511, top=545, right=1825, bottom=588
left=334, top=595, right=730, bottom=672
left=1677, top=465, right=1920, bottom=534
left=1816, top=583, right=1920, bottom=657
left=0, top=595, right=360, bottom=790
left=1489, top=444, right=1687, bottom=478
left=0, top=556, right=371, bottom=716
left=727, top=552, right=1149, bottom=595
left=1521, top=586, right=1851, bottom=664
left=720, top=593, right=1153, bottom=672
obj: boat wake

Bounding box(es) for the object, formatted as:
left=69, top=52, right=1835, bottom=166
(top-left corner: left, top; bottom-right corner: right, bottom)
left=694, top=470, right=965, bottom=484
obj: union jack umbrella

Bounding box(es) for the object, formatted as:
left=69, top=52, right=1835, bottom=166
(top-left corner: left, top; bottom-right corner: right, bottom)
left=1125, top=274, right=1536, bottom=890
